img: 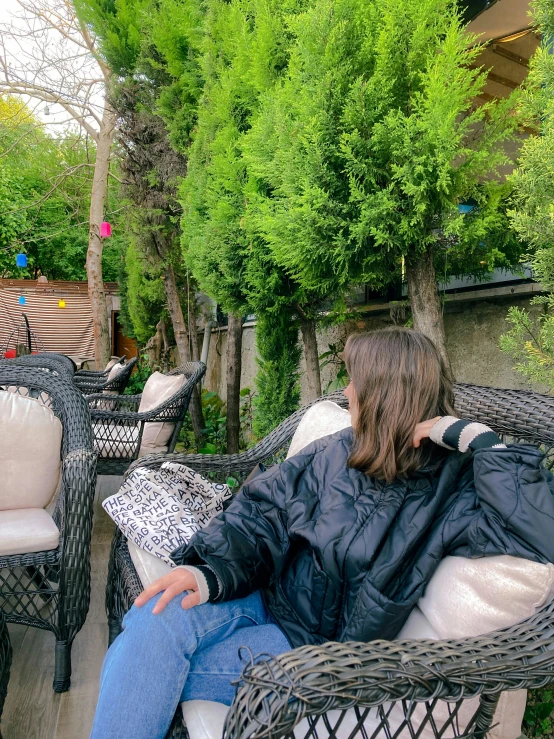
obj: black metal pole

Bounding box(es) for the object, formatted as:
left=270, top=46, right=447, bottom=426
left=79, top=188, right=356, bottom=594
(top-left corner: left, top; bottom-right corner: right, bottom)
left=22, top=313, right=32, bottom=353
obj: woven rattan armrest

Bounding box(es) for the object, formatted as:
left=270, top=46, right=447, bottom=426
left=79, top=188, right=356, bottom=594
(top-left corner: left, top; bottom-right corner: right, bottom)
left=76, top=356, right=125, bottom=378
left=224, top=602, right=554, bottom=739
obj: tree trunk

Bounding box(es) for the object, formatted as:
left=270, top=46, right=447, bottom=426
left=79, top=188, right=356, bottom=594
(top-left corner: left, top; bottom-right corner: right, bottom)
left=162, top=263, right=205, bottom=441
left=406, top=247, right=453, bottom=376
left=87, top=103, right=116, bottom=368
left=185, top=278, right=206, bottom=444
left=300, top=316, right=322, bottom=402
left=226, top=313, right=243, bottom=454
left=187, top=284, right=201, bottom=362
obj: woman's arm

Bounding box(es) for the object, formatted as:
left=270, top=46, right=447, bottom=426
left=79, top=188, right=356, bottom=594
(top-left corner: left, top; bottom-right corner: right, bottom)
left=135, top=461, right=297, bottom=612
left=418, top=416, right=554, bottom=563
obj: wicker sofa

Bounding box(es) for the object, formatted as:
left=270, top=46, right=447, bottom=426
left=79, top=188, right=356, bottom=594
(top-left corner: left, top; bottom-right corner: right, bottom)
left=0, top=366, right=97, bottom=692
left=88, top=362, right=206, bottom=475
left=105, top=383, right=554, bottom=739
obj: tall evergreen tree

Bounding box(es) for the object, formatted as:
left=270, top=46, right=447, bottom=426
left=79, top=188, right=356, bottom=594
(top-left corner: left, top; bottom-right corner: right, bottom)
left=76, top=0, right=207, bottom=440
left=244, top=0, right=522, bottom=368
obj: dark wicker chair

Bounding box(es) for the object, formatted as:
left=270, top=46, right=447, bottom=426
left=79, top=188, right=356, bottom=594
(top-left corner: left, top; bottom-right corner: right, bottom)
left=0, top=611, right=11, bottom=739
left=74, top=356, right=138, bottom=395
left=75, top=355, right=125, bottom=379
left=105, top=383, right=554, bottom=739
left=0, top=354, right=75, bottom=383
left=34, top=352, right=77, bottom=374
left=88, top=361, right=206, bottom=475
left=0, top=367, right=97, bottom=692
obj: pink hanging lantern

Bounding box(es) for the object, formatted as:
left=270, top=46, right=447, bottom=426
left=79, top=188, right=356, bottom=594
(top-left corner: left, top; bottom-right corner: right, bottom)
left=100, top=221, right=112, bottom=238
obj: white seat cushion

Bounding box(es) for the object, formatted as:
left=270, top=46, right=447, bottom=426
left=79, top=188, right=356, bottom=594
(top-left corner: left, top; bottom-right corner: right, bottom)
left=128, top=539, right=173, bottom=586
left=0, top=391, right=62, bottom=510
left=0, top=508, right=59, bottom=556
left=138, top=372, right=186, bottom=450
left=181, top=701, right=230, bottom=739
left=286, top=401, right=351, bottom=459
left=105, top=358, right=120, bottom=371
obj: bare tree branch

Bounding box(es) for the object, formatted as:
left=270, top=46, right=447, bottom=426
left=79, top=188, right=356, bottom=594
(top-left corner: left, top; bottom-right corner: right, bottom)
left=0, top=0, right=116, bottom=365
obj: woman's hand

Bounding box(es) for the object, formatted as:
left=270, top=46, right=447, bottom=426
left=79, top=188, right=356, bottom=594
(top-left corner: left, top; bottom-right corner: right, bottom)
left=134, top=569, right=200, bottom=614
left=413, top=417, right=442, bottom=448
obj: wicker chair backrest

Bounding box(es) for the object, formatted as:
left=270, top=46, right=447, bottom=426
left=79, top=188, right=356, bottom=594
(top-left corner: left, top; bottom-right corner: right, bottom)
left=143, top=362, right=206, bottom=423
left=0, top=355, right=75, bottom=383
left=129, top=382, right=554, bottom=484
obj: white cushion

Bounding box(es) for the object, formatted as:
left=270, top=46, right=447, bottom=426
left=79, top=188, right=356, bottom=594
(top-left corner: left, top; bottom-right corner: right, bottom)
left=105, top=358, right=120, bottom=371
left=128, top=539, right=173, bottom=586
left=103, top=363, right=125, bottom=395
left=181, top=701, right=230, bottom=739
left=0, top=508, right=59, bottom=555
left=0, top=391, right=62, bottom=510
left=138, top=372, right=185, bottom=449
left=286, top=401, right=351, bottom=459
left=415, top=555, right=554, bottom=638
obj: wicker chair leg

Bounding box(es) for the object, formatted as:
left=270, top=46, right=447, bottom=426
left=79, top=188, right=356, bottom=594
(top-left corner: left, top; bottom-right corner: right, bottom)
left=473, top=693, right=501, bottom=739
left=108, top=618, right=122, bottom=646
left=53, top=640, right=72, bottom=692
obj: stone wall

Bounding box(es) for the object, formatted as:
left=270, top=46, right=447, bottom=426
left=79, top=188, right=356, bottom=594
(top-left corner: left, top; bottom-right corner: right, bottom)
left=202, top=289, right=546, bottom=405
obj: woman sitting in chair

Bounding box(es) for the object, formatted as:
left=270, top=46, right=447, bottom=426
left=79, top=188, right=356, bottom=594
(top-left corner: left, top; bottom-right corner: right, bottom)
left=91, top=327, right=554, bottom=739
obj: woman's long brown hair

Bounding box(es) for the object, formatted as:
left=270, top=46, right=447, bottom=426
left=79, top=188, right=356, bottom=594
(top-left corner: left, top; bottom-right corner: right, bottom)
left=344, top=328, right=456, bottom=482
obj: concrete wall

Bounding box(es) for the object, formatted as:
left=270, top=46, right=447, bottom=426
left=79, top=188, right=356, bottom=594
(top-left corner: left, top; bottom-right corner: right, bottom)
left=202, top=290, right=547, bottom=405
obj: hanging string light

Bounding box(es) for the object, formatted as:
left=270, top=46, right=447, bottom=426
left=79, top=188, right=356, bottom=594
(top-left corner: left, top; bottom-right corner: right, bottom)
left=18, top=296, right=26, bottom=306
left=16, top=253, right=27, bottom=268
left=58, top=298, right=66, bottom=309
left=100, top=221, right=112, bottom=238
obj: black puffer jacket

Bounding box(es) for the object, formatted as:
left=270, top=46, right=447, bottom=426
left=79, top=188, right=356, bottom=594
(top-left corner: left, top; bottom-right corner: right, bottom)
left=172, top=427, right=554, bottom=647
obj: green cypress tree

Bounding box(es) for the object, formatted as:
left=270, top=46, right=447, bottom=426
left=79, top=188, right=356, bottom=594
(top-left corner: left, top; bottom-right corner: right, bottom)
left=244, top=0, right=522, bottom=369
left=176, top=0, right=316, bottom=436
left=499, top=0, right=554, bottom=389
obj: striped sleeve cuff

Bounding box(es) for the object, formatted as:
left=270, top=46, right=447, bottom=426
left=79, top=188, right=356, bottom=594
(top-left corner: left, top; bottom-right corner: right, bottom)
left=430, top=416, right=506, bottom=453
left=177, top=564, right=221, bottom=604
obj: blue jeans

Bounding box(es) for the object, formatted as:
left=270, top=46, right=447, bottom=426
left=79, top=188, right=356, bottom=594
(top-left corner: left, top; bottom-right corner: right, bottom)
left=90, top=590, right=291, bottom=739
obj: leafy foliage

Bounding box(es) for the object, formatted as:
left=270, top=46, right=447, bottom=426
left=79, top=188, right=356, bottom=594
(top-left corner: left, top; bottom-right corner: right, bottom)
left=500, top=0, right=554, bottom=390
left=525, top=688, right=554, bottom=737
left=253, top=311, right=301, bottom=438
left=244, top=0, right=521, bottom=301
left=319, top=343, right=349, bottom=393
left=178, top=386, right=255, bottom=454
left=0, top=94, right=122, bottom=281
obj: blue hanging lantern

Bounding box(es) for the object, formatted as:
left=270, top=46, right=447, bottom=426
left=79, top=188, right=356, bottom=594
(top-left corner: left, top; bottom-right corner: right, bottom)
left=16, top=253, right=27, bottom=268
left=18, top=295, right=26, bottom=305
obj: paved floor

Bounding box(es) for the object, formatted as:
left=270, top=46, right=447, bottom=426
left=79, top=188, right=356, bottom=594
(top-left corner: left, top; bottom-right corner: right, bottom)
left=2, top=476, right=121, bottom=739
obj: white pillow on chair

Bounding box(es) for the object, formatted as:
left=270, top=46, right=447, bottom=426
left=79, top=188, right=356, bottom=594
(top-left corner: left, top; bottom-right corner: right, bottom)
left=138, top=372, right=185, bottom=450
left=0, top=391, right=62, bottom=510
left=286, top=400, right=351, bottom=459
left=0, top=391, right=61, bottom=557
